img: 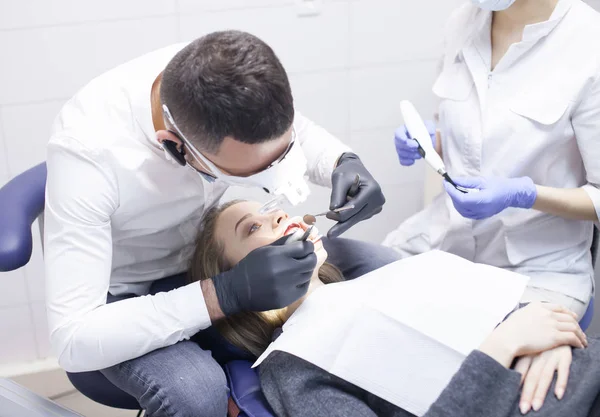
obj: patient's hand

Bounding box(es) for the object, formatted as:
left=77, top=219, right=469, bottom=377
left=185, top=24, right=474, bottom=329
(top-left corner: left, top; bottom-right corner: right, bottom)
left=514, top=346, right=571, bottom=414
left=478, top=303, right=586, bottom=368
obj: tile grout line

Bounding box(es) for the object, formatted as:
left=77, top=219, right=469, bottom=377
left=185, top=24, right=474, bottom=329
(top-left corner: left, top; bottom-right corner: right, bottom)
left=166, top=2, right=293, bottom=19
left=0, top=2, right=296, bottom=33
left=0, top=299, right=47, bottom=310
left=174, top=0, right=182, bottom=42
left=286, top=57, right=439, bottom=77
left=0, top=13, right=175, bottom=34
left=0, top=13, right=178, bottom=33
left=23, top=254, right=43, bottom=360
left=1, top=56, right=437, bottom=108
left=0, top=106, right=12, bottom=179
left=346, top=0, right=353, bottom=141
left=0, top=97, right=70, bottom=109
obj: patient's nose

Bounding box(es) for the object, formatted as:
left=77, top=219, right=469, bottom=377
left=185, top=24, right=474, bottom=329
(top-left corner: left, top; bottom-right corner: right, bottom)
left=272, top=211, right=289, bottom=229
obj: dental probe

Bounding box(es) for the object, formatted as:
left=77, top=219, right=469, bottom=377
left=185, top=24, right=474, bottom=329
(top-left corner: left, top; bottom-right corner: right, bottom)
left=302, top=173, right=361, bottom=225
left=302, top=205, right=355, bottom=226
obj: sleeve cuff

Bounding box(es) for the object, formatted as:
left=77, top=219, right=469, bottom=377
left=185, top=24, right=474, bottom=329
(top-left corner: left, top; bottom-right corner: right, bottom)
left=315, top=147, right=351, bottom=188
left=160, top=281, right=212, bottom=336
left=582, top=184, right=600, bottom=225
left=426, top=350, right=521, bottom=417
left=294, top=112, right=351, bottom=188
left=467, top=350, right=522, bottom=383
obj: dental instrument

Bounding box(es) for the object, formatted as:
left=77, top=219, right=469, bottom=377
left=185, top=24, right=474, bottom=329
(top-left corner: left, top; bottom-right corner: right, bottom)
left=259, top=171, right=360, bottom=218
left=400, top=100, right=475, bottom=194
left=303, top=205, right=356, bottom=226
left=301, top=174, right=360, bottom=225
left=285, top=225, right=315, bottom=245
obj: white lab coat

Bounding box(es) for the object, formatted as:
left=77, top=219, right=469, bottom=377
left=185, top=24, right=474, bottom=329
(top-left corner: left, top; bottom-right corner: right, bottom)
left=384, top=0, right=600, bottom=304
left=44, top=44, right=351, bottom=372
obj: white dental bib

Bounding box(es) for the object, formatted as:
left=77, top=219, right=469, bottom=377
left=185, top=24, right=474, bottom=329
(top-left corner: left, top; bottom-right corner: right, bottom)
left=254, top=250, right=529, bottom=416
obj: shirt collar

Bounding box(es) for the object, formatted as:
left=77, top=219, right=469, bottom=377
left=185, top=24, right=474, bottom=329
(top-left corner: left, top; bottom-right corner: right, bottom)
left=130, top=43, right=190, bottom=151
left=131, top=75, right=163, bottom=151
left=467, top=0, right=574, bottom=67
left=522, top=0, right=574, bottom=42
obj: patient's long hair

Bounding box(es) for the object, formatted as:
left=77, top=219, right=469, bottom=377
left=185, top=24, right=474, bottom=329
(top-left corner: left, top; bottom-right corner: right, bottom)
left=188, top=200, right=344, bottom=357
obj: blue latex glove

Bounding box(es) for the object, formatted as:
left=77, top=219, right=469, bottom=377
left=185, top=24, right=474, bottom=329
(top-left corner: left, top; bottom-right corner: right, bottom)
left=443, top=176, right=537, bottom=220
left=394, top=120, right=437, bottom=166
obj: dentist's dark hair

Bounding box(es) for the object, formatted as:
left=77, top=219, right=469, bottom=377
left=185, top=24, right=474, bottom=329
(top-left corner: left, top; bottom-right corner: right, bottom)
left=160, top=30, right=295, bottom=154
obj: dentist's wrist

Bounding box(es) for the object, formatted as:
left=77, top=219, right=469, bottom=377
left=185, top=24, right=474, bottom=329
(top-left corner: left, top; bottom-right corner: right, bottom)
left=511, top=177, right=537, bottom=209
left=201, top=279, right=226, bottom=323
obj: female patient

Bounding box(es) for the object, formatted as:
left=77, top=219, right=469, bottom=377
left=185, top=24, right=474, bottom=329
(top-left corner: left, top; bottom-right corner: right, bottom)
left=188, top=200, right=600, bottom=417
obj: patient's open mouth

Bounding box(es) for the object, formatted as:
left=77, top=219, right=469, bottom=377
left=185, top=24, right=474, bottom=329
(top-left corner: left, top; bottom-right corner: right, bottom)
left=284, top=223, right=303, bottom=237
left=283, top=221, right=322, bottom=245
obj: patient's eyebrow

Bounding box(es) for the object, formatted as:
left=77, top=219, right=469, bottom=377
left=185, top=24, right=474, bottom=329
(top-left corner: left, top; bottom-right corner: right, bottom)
left=234, top=213, right=252, bottom=235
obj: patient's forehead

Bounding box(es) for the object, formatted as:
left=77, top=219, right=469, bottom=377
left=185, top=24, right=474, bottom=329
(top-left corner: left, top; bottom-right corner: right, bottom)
left=215, top=201, right=263, bottom=239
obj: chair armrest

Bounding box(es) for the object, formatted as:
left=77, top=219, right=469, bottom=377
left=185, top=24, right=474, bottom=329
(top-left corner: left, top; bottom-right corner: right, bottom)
left=224, top=360, right=275, bottom=417
left=0, top=163, right=47, bottom=271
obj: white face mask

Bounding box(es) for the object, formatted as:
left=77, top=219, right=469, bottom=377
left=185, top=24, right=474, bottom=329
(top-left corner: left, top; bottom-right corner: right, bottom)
left=471, top=0, right=517, bottom=11
left=162, top=104, right=311, bottom=207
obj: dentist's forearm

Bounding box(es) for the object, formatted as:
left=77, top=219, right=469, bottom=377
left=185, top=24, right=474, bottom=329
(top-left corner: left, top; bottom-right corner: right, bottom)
left=50, top=283, right=211, bottom=372
left=435, top=130, right=443, bottom=159
left=532, top=185, right=598, bottom=221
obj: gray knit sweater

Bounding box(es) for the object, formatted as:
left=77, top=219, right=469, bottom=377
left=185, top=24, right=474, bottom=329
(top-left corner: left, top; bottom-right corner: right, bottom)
left=260, top=339, right=600, bottom=417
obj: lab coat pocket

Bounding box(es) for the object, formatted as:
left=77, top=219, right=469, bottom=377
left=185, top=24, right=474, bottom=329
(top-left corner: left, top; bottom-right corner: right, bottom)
left=504, top=214, right=586, bottom=268
left=509, top=93, right=572, bottom=126
left=432, top=62, right=474, bottom=101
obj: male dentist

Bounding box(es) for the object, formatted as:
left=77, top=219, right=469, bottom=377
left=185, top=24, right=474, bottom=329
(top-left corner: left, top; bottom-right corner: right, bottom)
left=45, top=30, right=397, bottom=416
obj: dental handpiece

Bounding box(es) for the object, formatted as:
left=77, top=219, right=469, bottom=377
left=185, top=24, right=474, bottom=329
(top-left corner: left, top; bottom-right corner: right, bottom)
left=401, top=100, right=445, bottom=173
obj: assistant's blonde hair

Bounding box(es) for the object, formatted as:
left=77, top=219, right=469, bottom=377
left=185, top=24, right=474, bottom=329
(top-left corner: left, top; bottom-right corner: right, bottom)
left=188, top=200, right=343, bottom=357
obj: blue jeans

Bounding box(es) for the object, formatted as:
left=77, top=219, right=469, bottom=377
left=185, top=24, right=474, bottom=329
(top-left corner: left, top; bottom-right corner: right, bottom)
left=100, top=237, right=399, bottom=417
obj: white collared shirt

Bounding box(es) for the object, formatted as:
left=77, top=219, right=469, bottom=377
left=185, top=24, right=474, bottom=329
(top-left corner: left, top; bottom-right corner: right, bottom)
left=385, top=0, right=600, bottom=303
left=44, top=44, right=351, bottom=372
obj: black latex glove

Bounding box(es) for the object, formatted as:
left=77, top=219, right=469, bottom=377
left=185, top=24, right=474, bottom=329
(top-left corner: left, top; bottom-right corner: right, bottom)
left=327, top=152, right=385, bottom=238
left=212, top=235, right=317, bottom=316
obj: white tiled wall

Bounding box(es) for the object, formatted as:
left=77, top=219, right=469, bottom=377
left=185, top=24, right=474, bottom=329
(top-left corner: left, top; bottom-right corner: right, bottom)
left=1, top=100, right=66, bottom=176
left=288, top=71, right=349, bottom=134
left=349, top=0, right=457, bottom=66
left=0, top=18, right=178, bottom=105
left=2, top=0, right=598, bottom=369
left=0, top=0, right=175, bottom=30
left=0, top=0, right=455, bottom=367
left=179, top=3, right=351, bottom=73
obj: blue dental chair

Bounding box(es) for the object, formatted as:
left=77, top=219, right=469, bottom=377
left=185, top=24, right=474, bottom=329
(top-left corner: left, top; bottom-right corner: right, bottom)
left=0, top=163, right=596, bottom=416
left=0, top=163, right=274, bottom=417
